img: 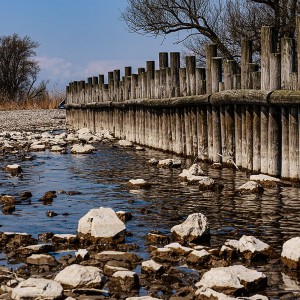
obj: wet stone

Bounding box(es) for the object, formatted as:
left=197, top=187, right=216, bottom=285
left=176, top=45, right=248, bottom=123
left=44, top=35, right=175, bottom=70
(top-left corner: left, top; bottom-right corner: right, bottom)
left=147, top=233, right=170, bottom=245
left=26, top=254, right=57, bottom=266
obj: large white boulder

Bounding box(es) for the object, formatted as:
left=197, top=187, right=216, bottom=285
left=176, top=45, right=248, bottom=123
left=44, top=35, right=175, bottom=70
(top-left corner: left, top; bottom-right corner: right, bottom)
left=54, top=264, right=105, bottom=289
left=196, top=265, right=267, bottom=295
left=281, top=237, right=300, bottom=269
left=11, top=278, right=63, bottom=300
left=237, top=181, right=264, bottom=194
left=171, top=213, right=210, bottom=243
left=77, top=207, right=126, bottom=244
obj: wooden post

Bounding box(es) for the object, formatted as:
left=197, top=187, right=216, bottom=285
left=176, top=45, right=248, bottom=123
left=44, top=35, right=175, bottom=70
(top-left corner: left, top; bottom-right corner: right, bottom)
left=179, top=68, right=187, bottom=96
left=253, top=106, right=261, bottom=173
left=159, top=52, right=168, bottom=69
left=131, top=74, right=138, bottom=99
left=297, top=16, right=300, bottom=88
left=125, top=67, right=132, bottom=77
left=211, top=57, right=222, bottom=93
left=224, top=60, right=237, bottom=90
left=246, top=106, right=253, bottom=171
left=241, top=106, right=247, bottom=169
left=207, top=106, right=213, bottom=161
left=175, top=107, right=183, bottom=155
left=235, top=105, right=242, bottom=167
left=233, top=74, right=241, bottom=89
left=197, top=105, right=208, bottom=160
left=170, top=52, right=180, bottom=97
left=206, top=44, right=217, bottom=94
left=281, top=38, right=295, bottom=90
left=196, top=68, right=206, bottom=95
left=252, top=72, right=261, bottom=90
left=281, top=107, right=289, bottom=179
left=186, top=56, right=196, bottom=96
left=113, top=70, right=120, bottom=101
left=261, top=26, right=276, bottom=90
left=212, top=106, right=221, bottom=162
left=146, top=61, right=155, bottom=98
left=270, top=53, right=281, bottom=90
left=268, top=107, right=280, bottom=176
left=261, top=106, right=269, bottom=174
left=289, top=107, right=299, bottom=180
left=241, top=40, right=253, bottom=89
left=154, top=70, right=160, bottom=99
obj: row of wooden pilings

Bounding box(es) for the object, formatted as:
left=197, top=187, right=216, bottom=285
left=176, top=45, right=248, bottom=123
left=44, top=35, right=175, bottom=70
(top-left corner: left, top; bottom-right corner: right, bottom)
left=66, top=89, right=300, bottom=181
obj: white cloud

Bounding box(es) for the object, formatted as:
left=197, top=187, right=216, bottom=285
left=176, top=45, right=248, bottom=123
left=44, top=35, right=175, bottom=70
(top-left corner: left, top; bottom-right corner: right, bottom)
left=37, top=56, right=72, bottom=79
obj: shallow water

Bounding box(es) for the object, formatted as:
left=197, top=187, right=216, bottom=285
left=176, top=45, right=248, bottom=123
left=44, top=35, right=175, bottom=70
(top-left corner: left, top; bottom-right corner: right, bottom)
left=1, top=140, right=300, bottom=298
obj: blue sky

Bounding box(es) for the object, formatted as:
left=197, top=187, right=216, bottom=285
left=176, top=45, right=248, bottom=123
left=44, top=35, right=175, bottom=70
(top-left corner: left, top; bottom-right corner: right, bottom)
left=0, top=0, right=185, bottom=92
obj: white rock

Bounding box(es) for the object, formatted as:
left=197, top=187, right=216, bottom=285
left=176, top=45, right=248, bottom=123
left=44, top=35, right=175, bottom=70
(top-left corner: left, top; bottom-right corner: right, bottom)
left=165, top=242, right=194, bottom=255
left=75, top=249, right=89, bottom=260
left=148, top=158, right=159, bottom=165
left=224, top=239, right=240, bottom=250
left=50, top=145, right=65, bottom=152
left=11, top=278, right=63, bottom=300
left=171, top=213, right=210, bottom=243
left=196, top=265, right=267, bottom=295
left=250, top=174, right=280, bottom=183
left=237, top=181, right=263, bottom=193
left=186, top=175, right=208, bottom=184
left=198, top=177, right=215, bottom=190
left=239, top=235, right=271, bottom=254
left=195, top=287, right=235, bottom=299
left=71, top=144, right=95, bottom=154
left=158, top=158, right=182, bottom=168
left=77, top=128, right=91, bottom=135
left=54, top=264, right=105, bottom=288
left=281, top=237, right=300, bottom=269
left=29, top=144, right=46, bottom=151
left=141, top=259, right=164, bottom=273
left=126, top=297, right=161, bottom=300
left=179, top=163, right=204, bottom=179
left=4, top=164, right=22, bottom=173
left=77, top=207, right=126, bottom=243
left=118, top=140, right=133, bottom=147
left=128, top=179, right=151, bottom=189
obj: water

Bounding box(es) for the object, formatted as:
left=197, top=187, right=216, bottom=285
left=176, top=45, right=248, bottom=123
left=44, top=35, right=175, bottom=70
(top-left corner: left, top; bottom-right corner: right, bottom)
left=1, top=141, right=300, bottom=298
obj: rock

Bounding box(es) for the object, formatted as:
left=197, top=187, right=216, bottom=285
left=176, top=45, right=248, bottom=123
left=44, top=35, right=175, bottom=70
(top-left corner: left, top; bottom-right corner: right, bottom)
left=195, top=265, right=267, bottom=296
left=127, top=179, right=151, bottom=189
left=17, top=244, right=54, bottom=257
left=195, top=287, right=236, bottom=299
left=237, top=181, right=264, bottom=194
left=157, top=158, right=182, bottom=168
left=110, top=270, right=139, bottom=292
left=77, top=207, right=126, bottom=244
left=126, top=297, right=161, bottom=300
left=38, top=232, right=54, bottom=242
left=0, top=195, right=16, bottom=204
left=249, top=174, right=280, bottom=187
left=179, top=163, right=204, bottom=180
left=77, top=128, right=91, bottom=135
left=2, top=204, right=15, bottom=214
left=54, top=264, right=105, bottom=289
left=4, top=164, right=22, bottom=175
left=165, top=242, right=194, bottom=256
left=94, top=250, right=141, bottom=264
left=0, top=232, right=37, bottom=251
left=211, top=162, right=223, bottom=169
left=39, top=191, right=56, bottom=202
left=71, top=144, right=95, bottom=154
left=26, top=254, right=57, bottom=266
left=75, top=249, right=89, bottom=260
left=118, top=140, right=134, bottom=147
left=52, top=234, right=78, bottom=249
left=148, top=158, right=159, bottom=165
left=186, top=249, right=210, bottom=265
left=185, top=175, right=208, bottom=185
left=147, top=233, right=170, bottom=245
left=141, top=259, right=164, bottom=275
left=135, top=146, right=145, bottom=151
left=198, top=177, right=216, bottom=191
left=19, top=191, right=32, bottom=200
left=171, top=213, right=210, bottom=244
left=29, top=144, right=46, bottom=151
left=11, top=278, right=63, bottom=300
left=50, top=145, right=65, bottom=152
left=281, top=237, right=300, bottom=269
left=46, top=210, right=58, bottom=217
left=104, top=264, right=129, bottom=277
left=238, top=235, right=274, bottom=261
left=116, top=211, right=133, bottom=222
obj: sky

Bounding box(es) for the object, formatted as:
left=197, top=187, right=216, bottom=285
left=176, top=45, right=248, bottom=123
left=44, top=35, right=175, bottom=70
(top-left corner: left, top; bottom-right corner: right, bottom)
left=0, top=0, right=185, bottom=92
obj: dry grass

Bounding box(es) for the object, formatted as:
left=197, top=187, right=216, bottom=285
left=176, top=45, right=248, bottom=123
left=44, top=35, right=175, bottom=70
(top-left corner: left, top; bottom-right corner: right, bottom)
left=0, top=92, right=65, bottom=110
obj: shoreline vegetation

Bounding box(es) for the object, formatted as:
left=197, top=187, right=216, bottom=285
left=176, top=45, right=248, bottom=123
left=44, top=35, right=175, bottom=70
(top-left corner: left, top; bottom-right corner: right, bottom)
left=0, top=92, right=64, bottom=111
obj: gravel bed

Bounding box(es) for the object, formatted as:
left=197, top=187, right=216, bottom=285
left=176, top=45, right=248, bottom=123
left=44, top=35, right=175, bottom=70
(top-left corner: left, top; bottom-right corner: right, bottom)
left=0, top=109, right=66, bottom=132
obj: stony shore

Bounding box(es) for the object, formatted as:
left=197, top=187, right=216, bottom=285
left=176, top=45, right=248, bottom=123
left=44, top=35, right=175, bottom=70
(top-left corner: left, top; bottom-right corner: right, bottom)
left=0, top=109, right=66, bottom=132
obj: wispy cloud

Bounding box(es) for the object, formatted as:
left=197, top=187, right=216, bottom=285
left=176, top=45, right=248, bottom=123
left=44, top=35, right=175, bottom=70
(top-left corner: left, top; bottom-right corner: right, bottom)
left=37, top=56, right=72, bottom=79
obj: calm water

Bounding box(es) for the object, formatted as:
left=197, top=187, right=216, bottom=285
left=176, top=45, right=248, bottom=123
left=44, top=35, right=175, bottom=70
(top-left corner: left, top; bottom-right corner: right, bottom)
left=1, top=139, right=300, bottom=298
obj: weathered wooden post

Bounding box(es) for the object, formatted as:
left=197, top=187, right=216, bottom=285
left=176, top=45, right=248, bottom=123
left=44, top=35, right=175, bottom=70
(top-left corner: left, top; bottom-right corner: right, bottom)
left=206, top=44, right=217, bottom=94
left=196, top=68, right=206, bottom=95
left=241, top=40, right=253, bottom=89
left=281, top=38, right=295, bottom=90
left=270, top=53, right=281, bottom=90
left=252, top=106, right=261, bottom=173
left=281, top=106, right=289, bottom=179
left=113, top=70, right=120, bottom=101
left=186, top=56, right=196, bottom=96
left=159, top=52, right=168, bottom=99
left=146, top=61, right=155, bottom=98
left=261, top=26, right=277, bottom=90
left=179, top=68, right=187, bottom=96
left=268, top=107, right=280, bottom=176
left=261, top=106, right=269, bottom=174
left=224, top=60, right=237, bottom=90
left=289, top=107, right=299, bottom=180
left=297, top=16, right=300, bottom=88
left=170, top=52, right=180, bottom=97
left=108, top=71, right=114, bottom=101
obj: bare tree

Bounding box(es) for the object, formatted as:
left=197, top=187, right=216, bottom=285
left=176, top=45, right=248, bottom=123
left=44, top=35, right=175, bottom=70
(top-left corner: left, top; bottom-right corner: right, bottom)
left=0, top=34, right=46, bottom=102
left=122, top=0, right=300, bottom=62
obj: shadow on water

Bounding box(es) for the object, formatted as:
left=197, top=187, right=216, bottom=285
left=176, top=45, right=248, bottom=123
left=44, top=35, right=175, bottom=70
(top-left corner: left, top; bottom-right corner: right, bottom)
left=1, top=141, right=300, bottom=297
